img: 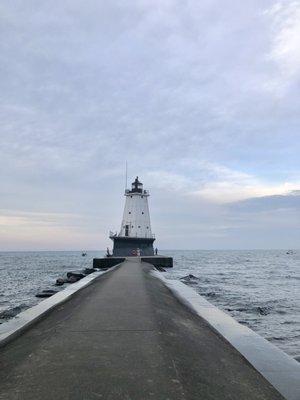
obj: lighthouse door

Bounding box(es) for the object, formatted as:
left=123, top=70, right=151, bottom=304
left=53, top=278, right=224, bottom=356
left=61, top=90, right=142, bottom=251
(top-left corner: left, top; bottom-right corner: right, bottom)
left=125, top=225, right=129, bottom=237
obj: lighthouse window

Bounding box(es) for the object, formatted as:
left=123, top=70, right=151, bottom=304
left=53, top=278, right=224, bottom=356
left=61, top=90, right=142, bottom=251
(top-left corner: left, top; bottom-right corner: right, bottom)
left=130, top=196, right=132, bottom=198
left=129, top=212, right=131, bottom=214
left=138, top=226, right=141, bottom=228
left=141, top=196, right=143, bottom=198
left=125, top=225, right=129, bottom=237
left=142, top=212, right=144, bottom=214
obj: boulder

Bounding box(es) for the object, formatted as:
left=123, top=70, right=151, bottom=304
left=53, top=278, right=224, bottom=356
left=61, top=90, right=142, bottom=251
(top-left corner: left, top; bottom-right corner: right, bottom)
left=257, top=306, right=269, bottom=316
left=36, top=289, right=59, bottom=298
left=55, top=278, right=65, bottom=286
left=42, top=289, right=58, bottom=294
left=180, top=274, right=199, bottom=281
left=36, top=292, right=54, bottom=298
left=67, top=275, right=80, bottom=283
left=67, top=271, right=85, bottom=279
left=84, top=268, right=97, bottom=275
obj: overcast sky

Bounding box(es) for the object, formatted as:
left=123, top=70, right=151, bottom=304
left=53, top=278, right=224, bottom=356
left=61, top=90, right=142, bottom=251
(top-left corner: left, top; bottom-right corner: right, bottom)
left=0, top=0, right=299, bottom=250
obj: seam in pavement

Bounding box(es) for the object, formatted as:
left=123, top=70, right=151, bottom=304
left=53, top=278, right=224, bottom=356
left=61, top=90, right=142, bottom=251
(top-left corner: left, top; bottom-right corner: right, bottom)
left=66, top=329, right=157, bottom=332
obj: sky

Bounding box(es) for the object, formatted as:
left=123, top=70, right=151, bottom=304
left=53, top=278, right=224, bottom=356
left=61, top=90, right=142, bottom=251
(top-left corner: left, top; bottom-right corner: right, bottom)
left=0, top=0, right=299, bottom=250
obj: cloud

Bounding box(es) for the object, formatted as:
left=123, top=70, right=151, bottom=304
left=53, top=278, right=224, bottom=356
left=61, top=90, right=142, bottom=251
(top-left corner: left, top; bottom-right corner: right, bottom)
left=0, top=209, right=107, bottom=251
left=0, top=1, right=299, bottom=249
left=230, top=190, right=300, bottom=212
left=146, top=162, right=300, bottom=203
left=195, top=180, right=300, bottom=203
left=264, top=1, right=300, bottom=92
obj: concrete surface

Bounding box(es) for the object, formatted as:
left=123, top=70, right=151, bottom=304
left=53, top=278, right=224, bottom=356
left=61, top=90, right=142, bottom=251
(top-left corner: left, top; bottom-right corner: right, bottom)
left=93, top=257, right=125, bottom=269
left=0, top=259, right=285, bottom=400
left=141, top=256, right=173, bottom=268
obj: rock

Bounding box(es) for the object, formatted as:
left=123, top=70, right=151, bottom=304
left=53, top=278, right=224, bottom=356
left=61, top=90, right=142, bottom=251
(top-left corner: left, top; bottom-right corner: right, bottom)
left=0, top=305, right=28, bottom=319
left=155, top=265, right=166, bottom=272
left=67, top=271, right=85, bottom=279
left=35, top=292, right=54, bottom=298
left=55, top=278, right=65, bottom=286
left=180, top=274, right=200, bottom=286
left=35, top=289, right=58, bottom=298
left=257, top=306, right=269, bottom=316
left=180, top=274, right=199, bottom=281
left=206, top=292, right=216, bottom=298
left=67, top=275, right=80, bottom=283
left=84, top=268, right=97, bottom=275
left=43, top=289, right=58, bottom=294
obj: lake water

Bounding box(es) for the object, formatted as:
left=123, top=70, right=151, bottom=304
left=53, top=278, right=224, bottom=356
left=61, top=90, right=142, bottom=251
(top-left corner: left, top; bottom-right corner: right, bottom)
left=0, top=250, right=299, bottom=361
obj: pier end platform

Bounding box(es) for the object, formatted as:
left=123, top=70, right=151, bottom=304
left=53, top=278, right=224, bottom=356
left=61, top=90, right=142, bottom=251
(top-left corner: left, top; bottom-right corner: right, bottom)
left=93, top=255, right=173, bottom=269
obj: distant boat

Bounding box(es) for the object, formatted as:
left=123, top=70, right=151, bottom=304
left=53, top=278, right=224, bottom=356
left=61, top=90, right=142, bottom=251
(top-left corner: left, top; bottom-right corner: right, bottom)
left=82, top=252, right=87, bottom=257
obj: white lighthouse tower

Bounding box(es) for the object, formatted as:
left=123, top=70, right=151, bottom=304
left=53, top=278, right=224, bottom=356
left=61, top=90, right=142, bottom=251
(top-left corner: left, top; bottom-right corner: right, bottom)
left=110, top=177, right=155, bottom=256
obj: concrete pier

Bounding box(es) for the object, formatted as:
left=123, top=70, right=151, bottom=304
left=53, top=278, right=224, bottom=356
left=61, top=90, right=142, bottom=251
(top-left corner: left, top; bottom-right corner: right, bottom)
left=0, top=260, right=286, bottom=399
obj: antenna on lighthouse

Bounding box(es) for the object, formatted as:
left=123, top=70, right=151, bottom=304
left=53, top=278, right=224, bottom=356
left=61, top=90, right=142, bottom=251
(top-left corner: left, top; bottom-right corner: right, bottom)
left=125, top=161, right=128, bottom=191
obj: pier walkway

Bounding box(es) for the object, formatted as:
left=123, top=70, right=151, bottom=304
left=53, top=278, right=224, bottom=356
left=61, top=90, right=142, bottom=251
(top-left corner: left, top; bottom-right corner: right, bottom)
left=0, top=259, right=284, bottom=399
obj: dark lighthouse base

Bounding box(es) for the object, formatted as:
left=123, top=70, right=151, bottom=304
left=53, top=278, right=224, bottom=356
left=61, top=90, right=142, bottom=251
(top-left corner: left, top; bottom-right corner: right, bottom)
left=111, top=236, right=155, bottom=257
left=93, top=235, right=173, bottom=269
left=93, top=256, right=173, bottom=269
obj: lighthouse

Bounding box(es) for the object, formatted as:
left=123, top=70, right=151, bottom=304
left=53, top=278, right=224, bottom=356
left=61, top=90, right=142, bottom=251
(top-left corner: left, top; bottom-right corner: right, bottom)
left=110, top=177, right=155, bottom=256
